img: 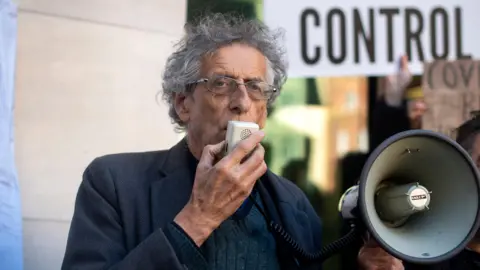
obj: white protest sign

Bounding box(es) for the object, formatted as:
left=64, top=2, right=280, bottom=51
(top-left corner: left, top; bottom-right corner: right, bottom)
left=263, top=0, right=480, bottom=77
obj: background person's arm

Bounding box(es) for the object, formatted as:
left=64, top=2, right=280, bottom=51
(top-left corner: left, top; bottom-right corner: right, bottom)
left=370, top=56, right=413, bottom=150
left=382, top=55, right=412, bottom=108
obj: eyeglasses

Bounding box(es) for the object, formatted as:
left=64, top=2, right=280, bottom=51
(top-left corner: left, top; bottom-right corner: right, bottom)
left=189, top=76, right=277, bottom=101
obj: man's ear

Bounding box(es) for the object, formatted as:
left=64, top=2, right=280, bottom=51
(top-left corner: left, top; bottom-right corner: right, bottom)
left=173, top=92, right=191, bottom=123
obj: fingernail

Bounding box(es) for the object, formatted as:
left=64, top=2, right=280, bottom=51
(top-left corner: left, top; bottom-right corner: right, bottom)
left=258, top=130, right=265, bottom=137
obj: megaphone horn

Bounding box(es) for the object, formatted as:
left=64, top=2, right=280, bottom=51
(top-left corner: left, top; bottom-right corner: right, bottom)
left=339, top=129, right=480, bottom=264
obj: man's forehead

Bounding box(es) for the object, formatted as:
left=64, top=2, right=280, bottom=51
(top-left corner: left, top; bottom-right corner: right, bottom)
left=207, top=70, right=264, bottom=82
left=201, top=45, right=267, bottom=80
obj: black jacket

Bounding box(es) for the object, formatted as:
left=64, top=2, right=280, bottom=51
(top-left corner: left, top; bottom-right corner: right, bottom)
left=61, top=139, right=323, bottom=270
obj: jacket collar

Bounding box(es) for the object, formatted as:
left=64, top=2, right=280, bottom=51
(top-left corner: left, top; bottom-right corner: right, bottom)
left=157, top=137, right=192, bottom=176
left=150, top=138, right=194, bottom=229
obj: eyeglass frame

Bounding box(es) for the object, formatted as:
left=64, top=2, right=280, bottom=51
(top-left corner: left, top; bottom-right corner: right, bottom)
left=186, top=75, right=278, bottom=101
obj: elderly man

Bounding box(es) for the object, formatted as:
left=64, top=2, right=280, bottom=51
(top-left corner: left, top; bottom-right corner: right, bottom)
left=62, top=13, right=384, bottom=270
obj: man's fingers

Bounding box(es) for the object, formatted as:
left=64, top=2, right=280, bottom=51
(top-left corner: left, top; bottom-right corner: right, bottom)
left=237, top=160, right=267, bottom=195
left=359, top=238, right=404, bottom=270
left=237, top=146, right=267, bottom=184
left=363, top=237, right=381, bottom=248
left=249, top=161, right=268, bottom=181
left=238, top=145, right=265, bottom=171
left=199, top=140, right=226, bottom=167
left=386, top=55, right=411, bottom=86
left=400, top=55, right=409, bottom=71
left=223, top=131, right=265, bottom=167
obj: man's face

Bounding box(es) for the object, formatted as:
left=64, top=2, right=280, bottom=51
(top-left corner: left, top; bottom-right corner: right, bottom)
left=470, top=134, right=480, bottom=170
left=175, top=43, right=269, bottom=150
left=468, top=133, right=480, bottom=241
left=407, top=99, right=427, bottom=129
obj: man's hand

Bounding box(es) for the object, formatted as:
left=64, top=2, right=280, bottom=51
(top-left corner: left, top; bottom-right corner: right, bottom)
left=174, top=131, right=267, bottom=246
left=358, top=238, right=404, bottom=270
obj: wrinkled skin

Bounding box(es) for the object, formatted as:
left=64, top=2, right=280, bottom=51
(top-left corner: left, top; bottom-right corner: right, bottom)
left=174, top=43, right=268, bottom=159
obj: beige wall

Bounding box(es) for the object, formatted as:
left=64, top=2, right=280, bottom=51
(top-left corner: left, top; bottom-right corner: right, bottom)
left=14, top=1, right=186, bottom=269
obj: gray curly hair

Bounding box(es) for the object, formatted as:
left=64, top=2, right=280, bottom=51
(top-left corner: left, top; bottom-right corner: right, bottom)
left=160, top=13, right=288, bottom=131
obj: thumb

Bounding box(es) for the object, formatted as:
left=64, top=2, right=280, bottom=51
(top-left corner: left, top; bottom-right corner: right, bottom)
left=199, top=140, right=226, bottom=166
left=363, top=237, right=381, bottom=248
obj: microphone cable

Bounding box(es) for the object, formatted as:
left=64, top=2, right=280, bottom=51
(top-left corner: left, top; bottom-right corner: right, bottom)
left=249, top=182, right=361, bottom=266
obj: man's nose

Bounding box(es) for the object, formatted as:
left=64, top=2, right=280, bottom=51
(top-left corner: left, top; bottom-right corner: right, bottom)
left=229, top=84, right=252, bottom=114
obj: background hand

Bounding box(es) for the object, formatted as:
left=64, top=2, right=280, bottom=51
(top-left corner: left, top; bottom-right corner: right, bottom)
left=383, top=55, right=413, bottom=107
left=358, top=238, right=404, bottom=270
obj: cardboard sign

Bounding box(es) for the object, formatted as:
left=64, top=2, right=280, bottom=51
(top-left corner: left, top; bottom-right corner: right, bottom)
left=263, top=0, right=480, bottom=77
left=422, top=59, right=480, bottom=137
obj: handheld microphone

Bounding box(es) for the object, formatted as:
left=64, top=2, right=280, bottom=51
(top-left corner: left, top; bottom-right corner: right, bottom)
left=224, top=121, right=260, bottom=220
left=224, top=121, right=260, bottom=157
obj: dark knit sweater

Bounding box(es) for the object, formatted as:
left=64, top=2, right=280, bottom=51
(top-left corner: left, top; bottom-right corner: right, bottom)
left=163, top=150, right=280, bottom=270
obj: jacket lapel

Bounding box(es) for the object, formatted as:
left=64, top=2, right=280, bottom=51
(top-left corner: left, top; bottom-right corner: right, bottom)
left=261, top=170, right=317, bottom=252
left=261, top=170, right=296, bottom=230
left=258, top=170, right=307, bottom=269
left=150, top=138, right=194, bottom=229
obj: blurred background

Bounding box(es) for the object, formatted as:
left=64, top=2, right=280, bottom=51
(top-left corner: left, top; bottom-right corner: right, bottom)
left=2, top=0, right=473, bottom=269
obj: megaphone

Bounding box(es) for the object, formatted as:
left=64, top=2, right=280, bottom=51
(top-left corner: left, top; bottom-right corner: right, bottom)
left=338, top=129, right=480, bottom=264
